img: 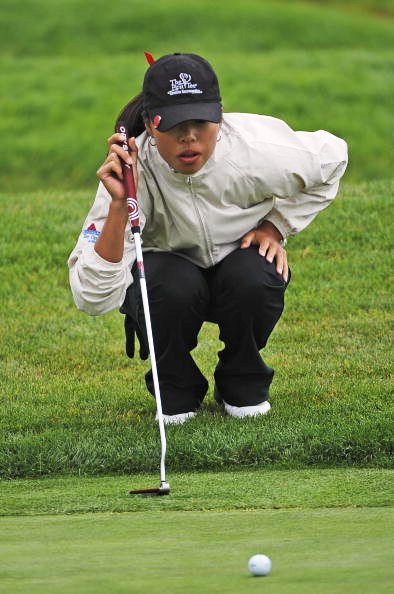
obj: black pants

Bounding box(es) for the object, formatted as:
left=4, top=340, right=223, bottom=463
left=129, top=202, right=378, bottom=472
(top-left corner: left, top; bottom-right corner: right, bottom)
left=121, top=247, right=290, bottom=415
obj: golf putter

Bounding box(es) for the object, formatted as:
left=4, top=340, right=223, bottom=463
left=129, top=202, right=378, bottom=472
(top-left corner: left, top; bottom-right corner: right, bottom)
left=116, top=122, right=170, bottom=496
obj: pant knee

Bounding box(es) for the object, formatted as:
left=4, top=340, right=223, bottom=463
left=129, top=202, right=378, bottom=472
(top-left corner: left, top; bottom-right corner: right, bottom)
left=153, top=279, right=201, bottom=312
left=217, top=249, right=287, bottom=303
left=143, top=253, right=209, bottom=317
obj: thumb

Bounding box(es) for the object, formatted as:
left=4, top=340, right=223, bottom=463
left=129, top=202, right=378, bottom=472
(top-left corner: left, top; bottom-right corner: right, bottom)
left=240, top=231, right=254, bottom=249
left=128, top=137, right=138, bottom=162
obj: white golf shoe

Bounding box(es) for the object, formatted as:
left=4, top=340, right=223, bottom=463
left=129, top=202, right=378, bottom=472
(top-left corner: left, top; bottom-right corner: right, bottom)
left=156, top=411, right=197, bottom=425
left=222, top=400, right=271, bottom=418
left=214, top=386, right=271, bottom=418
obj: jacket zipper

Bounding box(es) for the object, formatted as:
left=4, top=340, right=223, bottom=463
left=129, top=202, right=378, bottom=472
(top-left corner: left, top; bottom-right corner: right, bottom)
left=186, top=176, right=215, bottom=266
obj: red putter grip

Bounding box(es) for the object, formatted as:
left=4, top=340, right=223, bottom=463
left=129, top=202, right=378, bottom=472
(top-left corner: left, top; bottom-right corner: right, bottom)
left=116, top=122, right=140, bottom=229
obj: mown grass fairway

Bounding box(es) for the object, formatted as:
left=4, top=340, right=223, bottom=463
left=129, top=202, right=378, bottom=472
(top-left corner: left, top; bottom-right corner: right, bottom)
left=1, top=180, right=392, bottom=475
left=0, top=469, right=392, bottom=515
left=1, top=0, right=394, bottom=190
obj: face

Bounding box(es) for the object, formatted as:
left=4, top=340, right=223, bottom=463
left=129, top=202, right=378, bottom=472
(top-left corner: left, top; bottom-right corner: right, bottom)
left=146, top=119, right=220, bottom=174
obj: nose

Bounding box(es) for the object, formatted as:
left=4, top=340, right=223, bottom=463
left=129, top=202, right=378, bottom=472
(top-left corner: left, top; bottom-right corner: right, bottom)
left=178, top=121, right=197, bottom=142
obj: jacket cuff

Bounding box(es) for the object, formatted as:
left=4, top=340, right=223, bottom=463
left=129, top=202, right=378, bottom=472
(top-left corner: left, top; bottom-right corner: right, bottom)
left=261, top=212, right=290, bottom=241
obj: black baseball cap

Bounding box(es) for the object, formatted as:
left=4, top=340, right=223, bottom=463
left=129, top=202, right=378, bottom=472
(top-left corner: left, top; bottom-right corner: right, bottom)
left=142, top=53, right=222, bottom=132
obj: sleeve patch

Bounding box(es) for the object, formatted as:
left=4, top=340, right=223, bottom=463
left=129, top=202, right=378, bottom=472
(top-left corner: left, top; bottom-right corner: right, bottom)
left=83, top=223, right=101, bottom=243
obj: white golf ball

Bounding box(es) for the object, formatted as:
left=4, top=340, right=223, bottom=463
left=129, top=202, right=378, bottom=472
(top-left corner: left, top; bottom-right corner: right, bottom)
left=248, top=553, right=272, bottom=576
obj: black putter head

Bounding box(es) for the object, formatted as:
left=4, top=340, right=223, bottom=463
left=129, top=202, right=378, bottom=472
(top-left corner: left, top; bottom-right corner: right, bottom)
left=128, top=481, right=170, bottom=497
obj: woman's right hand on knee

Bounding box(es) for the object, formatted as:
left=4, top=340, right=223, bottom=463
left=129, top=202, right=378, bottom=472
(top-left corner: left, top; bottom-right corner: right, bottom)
left=96, top=133, right=139, bottom=201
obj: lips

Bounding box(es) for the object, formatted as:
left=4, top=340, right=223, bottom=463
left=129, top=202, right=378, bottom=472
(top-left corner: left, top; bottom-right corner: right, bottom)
left=178, top=150, right=200, bottom=164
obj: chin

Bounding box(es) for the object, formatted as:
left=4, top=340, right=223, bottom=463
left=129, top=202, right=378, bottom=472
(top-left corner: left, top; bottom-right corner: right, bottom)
left=176, top=160, right=205, bottom=175
left=180, top=166, right=200, bottom=174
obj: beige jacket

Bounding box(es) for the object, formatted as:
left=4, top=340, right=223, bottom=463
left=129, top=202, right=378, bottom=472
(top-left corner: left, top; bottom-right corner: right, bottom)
left=68, top=112, right=348, bottom=315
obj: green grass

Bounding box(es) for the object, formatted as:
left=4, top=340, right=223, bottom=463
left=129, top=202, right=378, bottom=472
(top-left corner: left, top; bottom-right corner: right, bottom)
left=1, top=499, right=393, bottom=593
left=2, top=0, right=394, bottom=57
left=0, top=180, right=392, bottom=477
left=1, top=508, right=392, bottom=594
left=1, top=3, right=392, bottom=591
left=1, top=470, right=393, bottom=594
left=0, top=0, right=393, bottom=191
left=2, top=508, right=392, bottom=594
left=1, top=469, right=392, bottom=516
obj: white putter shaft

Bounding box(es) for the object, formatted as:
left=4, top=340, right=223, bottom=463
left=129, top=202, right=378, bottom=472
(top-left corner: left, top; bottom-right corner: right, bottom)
left=132, top=229, right=167, bottom=487
left=117, top=121, right=170, bottom=495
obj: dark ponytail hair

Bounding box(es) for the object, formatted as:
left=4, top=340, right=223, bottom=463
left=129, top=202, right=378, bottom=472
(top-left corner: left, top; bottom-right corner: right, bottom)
left=115, top=92, right=147, bottom=137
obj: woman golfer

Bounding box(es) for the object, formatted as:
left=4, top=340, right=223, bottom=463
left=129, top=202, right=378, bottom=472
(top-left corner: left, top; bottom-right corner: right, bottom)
left=69, top=52, right=347, bottom=424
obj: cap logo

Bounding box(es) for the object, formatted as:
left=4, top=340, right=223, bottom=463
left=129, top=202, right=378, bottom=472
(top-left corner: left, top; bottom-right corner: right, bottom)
left=167, top=72, right=203, bottom=96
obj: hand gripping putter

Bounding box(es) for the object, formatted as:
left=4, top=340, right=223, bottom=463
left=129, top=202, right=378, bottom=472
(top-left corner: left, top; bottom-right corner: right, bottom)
left=116, top=122, right=170, bottom=496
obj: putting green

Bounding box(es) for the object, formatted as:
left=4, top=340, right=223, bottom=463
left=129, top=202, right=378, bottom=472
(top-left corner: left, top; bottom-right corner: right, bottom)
left=1, top=507, right=392, bottom=594
left=1, top=470, right=393, bottom=593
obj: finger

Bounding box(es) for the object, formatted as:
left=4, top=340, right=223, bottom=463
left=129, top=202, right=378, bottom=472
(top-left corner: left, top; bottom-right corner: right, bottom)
left=265, top=243, right=278, bottom=263
left=97, top=153, right=123, bottom=181
left=283, top=257, right=289, bottom=283
left=279, top=249, right=289, bottom=282
left=127, top=137, right=139, bottom=182
left=97, top=164, right=123, bottom=184
left=275, top=249, right=284, bottom=276
left=96, top=160, right=126, bottom=200
left=107, top=132, right=128, bottom=149
left=128, top=138, right=137, bottom=163
left=128, top=136, right=138, bottom=153
left=240, top=231, right=254, bottom=249
left=258, top=239, right=270, bottom=257
left=108, top=143, right=133, bottom=165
